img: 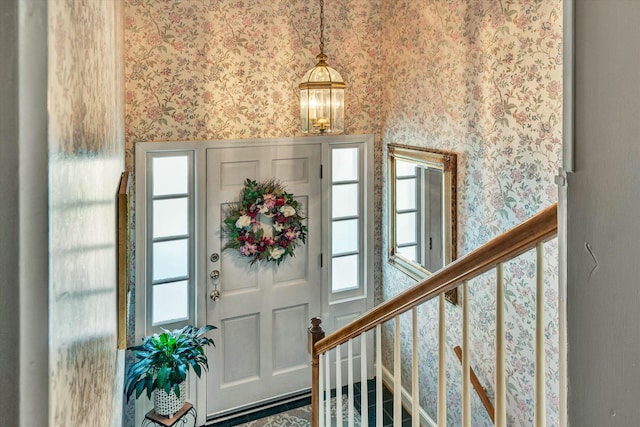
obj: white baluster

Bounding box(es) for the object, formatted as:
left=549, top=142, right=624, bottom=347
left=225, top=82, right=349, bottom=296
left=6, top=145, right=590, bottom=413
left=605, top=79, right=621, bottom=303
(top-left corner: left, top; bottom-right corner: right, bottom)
left=319, top=350, right=325, bottom=427
left=325, top=351, right=331, bottom=427
left=438, top=294, right=447, bottom=426
left=336, top=344, right=343, bottom=427
left=348, top=339, right=354, bottom=427
left=361, top=331, right=369, bottom=427
left=394, top=316, right=402, bottom=427
left=462, top=281, right=471, bottom=427
left=412, top=308, right=420, bottom=427
left=536, top=243, right=547, bottom=427
left=376, top=325, right=383, bottom=427
left=496, top=263, right=506, bottom=427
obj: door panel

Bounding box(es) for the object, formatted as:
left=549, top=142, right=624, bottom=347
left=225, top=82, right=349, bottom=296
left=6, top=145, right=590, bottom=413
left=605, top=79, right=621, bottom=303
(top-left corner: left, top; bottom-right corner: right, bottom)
left=222, top=313, right=260, bottom=385
left=272, top=304, right=309, bottom=373
left=206, top=145, right=321, bottom=417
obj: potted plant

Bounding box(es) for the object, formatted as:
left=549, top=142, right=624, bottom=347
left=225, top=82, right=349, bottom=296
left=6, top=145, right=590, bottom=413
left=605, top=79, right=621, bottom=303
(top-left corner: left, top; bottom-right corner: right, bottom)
left=125, top=324, right=216, bottom=417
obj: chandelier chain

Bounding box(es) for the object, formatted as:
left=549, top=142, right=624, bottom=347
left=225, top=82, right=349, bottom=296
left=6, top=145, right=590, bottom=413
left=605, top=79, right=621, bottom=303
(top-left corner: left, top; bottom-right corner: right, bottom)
left=319, top=0, right=325, bottom=54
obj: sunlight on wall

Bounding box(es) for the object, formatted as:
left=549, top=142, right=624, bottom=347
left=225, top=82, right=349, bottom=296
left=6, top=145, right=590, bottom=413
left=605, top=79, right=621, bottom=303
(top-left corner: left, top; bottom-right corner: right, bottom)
left=48, top=0, right=125, bottom=425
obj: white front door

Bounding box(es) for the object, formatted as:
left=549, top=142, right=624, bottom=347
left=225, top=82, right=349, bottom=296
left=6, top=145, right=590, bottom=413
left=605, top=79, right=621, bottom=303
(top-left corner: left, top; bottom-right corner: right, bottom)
left=205, top=144, right=322, bottom=417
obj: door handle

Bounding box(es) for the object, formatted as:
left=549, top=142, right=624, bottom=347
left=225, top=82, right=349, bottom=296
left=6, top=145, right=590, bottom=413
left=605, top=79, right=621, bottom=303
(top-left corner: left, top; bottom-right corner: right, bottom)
left=210, top=290, right=221, bottom=302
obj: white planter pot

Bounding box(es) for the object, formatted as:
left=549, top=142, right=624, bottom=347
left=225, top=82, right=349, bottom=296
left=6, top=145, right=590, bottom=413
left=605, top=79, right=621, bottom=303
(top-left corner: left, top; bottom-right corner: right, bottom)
left=153, top=381, right=186, bottom=417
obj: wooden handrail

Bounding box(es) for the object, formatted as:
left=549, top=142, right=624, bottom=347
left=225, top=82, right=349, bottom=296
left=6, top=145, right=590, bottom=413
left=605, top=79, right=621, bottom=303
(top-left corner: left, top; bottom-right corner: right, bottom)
left=454, top=345, right=495, bottom=424
left=314, top=203, right=557, bottom=355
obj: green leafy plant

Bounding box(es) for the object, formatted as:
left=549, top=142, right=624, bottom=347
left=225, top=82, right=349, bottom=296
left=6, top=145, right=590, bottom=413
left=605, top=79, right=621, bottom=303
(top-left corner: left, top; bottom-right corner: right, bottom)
left=125, top=324, right=216, bottom=401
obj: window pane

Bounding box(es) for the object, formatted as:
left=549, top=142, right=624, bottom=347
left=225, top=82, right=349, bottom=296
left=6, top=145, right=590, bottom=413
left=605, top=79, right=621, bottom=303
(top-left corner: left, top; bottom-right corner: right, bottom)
left=397, top=245, right=417, bottom=262
left=153, top=239, right=189, bottom=280
left=332, top=219, right=359, bottom=255
left=396, top=178, right=416, bottom=211
left=395, top=160, right=416, bottom=178
left=332, top=184, right=359, bottom=218
left=153, top=281, right=189, bottom=324
left=332, top=255, right=359, bottom=292
left=396, top=212, right=417, bottom=245
left=153, top=156, right=189, bottom=196
left=332, top=148, right=358, bottom=182
left=153, top=198, right=188, bottom=238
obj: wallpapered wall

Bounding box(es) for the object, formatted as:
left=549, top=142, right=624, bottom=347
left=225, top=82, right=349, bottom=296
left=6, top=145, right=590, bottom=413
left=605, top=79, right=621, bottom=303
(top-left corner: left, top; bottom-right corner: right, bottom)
left=49, top=0, right=125, bottom=425
left=124, top=0, right=382, bottom=169
left=124, top=0, right=562, bottom=425
left=379, top=1, right=562, bottom=426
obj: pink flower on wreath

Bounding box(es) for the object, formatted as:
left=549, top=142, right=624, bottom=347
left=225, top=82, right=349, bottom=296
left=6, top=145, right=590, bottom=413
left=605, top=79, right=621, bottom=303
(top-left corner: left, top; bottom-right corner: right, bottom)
left=262, top=193, right=277, bottom=210
left=240, top=243, right=257, bottom=256
left=285, top=229, right=299, bottom=241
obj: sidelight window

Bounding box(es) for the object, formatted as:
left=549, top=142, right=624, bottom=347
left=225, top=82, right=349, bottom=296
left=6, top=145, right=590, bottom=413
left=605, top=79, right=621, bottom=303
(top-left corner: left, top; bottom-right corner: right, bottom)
left=328, top=145, right=366, bottom=299
left=145, top=152, right=195, bottom=330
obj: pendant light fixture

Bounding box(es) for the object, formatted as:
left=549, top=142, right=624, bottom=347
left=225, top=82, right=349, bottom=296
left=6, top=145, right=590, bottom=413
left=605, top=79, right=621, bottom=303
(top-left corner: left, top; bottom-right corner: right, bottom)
left=299, top=0, right=346, bottom=134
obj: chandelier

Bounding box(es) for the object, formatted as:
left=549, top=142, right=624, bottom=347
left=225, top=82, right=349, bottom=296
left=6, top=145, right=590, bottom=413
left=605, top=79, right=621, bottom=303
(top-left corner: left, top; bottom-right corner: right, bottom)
left=299, top=0, right=346, bottom=134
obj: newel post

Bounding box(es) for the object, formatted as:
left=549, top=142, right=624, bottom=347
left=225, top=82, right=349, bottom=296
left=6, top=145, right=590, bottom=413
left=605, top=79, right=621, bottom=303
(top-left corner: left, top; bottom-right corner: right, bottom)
left=308, top=317, right=325, bottom=427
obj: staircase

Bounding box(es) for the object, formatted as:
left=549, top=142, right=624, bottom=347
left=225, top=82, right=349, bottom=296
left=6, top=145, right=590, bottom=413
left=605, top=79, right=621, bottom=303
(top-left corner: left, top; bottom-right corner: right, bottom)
left=309, top=204, right=560, bottom=426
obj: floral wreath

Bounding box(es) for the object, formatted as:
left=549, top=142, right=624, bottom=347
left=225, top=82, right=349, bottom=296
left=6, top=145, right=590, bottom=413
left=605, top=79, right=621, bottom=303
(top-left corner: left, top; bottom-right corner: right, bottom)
left=223, top=179, right=308, bottom=265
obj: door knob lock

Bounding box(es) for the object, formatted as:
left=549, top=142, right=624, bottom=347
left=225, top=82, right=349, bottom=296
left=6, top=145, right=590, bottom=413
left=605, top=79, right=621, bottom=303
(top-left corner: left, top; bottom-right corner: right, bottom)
left=210, top=253, right=220, bottom=262
left=210, top=270, right=220, bottom=280
left=210, top=290, right=221, bottom=302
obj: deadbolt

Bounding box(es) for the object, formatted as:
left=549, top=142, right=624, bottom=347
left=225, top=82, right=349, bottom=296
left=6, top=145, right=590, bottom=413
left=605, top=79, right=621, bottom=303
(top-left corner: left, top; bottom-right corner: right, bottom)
left=210, top=253, right=220, bottom=262
left=210, top=270, right=220, bottom=280
left=210, top=290, right=221, bottom=302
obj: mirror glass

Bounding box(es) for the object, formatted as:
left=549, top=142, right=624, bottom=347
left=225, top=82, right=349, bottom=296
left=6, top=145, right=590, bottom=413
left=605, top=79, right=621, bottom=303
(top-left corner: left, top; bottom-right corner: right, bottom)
left=388, top=145, right=457, bottom=302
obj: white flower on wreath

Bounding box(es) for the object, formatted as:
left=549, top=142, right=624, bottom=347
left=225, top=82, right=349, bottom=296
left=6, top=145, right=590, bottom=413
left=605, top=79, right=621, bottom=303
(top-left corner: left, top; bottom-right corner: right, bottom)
left=280, top=205, right=296, bottom=217
left=273, top=223, right=285, bottom=232
left=269, top=246, right=285, bottom=260
left=259, top=204, right=270, bottom=214
left=235, top=215, right=252, bottom=228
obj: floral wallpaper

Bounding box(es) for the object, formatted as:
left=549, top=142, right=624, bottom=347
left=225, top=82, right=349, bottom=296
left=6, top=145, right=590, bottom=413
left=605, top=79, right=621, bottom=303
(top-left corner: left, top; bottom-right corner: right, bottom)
left=124, top=0, right=382, bottom=169
left=49, top=0, right=125, bottom=425
left=380, top=1, right=562, bottom=426
left=124, top=0, right=563, bottom=426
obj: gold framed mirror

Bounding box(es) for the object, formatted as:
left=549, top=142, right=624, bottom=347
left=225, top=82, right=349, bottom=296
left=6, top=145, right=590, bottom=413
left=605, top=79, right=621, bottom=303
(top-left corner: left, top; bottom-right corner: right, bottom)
left=388, top=144, right=457, bottom=304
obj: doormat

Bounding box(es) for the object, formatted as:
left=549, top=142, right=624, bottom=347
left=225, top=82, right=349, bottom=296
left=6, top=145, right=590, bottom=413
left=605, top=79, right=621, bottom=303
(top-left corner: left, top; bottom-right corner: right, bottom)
left=234, top=396, right=362, bottom=427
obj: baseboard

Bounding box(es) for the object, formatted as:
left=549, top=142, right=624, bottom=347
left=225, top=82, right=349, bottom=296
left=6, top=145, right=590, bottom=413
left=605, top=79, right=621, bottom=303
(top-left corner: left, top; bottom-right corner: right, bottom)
left=206, top=388, right=311, bottom=424
left=380, top=364, right=437, bottom=427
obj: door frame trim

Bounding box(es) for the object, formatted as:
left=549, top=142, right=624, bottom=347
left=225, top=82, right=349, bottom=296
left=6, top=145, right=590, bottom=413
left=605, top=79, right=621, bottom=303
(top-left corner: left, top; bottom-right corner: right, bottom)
left=135, top=135, right=374, bottom=425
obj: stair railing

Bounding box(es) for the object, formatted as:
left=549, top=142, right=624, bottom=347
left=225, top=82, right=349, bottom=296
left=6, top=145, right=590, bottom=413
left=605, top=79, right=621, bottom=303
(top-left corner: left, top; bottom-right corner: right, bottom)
left=308, top=203, right=557, bottom=427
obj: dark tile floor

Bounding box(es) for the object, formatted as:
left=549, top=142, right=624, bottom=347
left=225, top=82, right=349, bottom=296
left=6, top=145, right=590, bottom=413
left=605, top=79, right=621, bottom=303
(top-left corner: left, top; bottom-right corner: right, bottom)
left=208, top=379, right=412, bottom=427
left=354, top=380, right=412, bottom=427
